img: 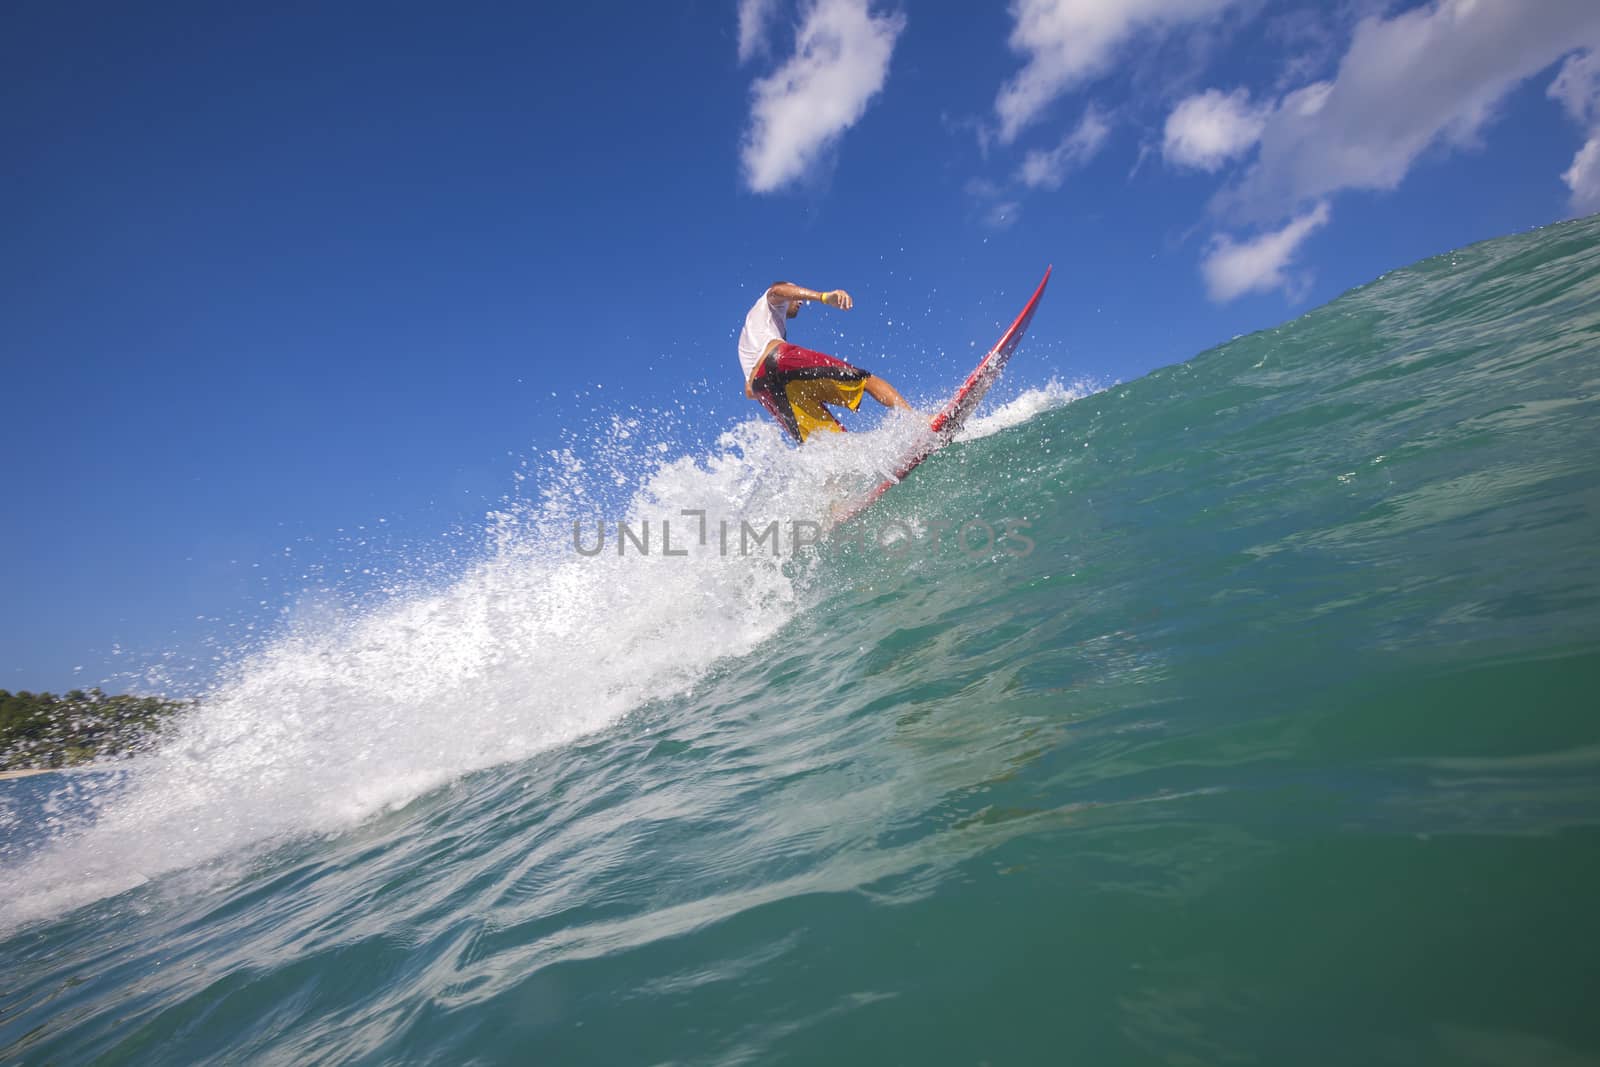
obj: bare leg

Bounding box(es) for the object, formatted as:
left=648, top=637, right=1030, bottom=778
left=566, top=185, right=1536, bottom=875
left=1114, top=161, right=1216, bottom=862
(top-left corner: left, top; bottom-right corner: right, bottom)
left=863, top=375, right=913, bottom=410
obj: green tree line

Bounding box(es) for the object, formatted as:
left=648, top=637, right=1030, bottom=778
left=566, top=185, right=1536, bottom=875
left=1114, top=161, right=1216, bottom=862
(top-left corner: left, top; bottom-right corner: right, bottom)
left=0, top=688, right=191, bottom=771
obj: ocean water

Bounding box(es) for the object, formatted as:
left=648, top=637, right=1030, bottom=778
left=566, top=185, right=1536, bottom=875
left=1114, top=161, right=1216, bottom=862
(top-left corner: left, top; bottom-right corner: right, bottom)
left=4, top=216, right=1600, bottom=1064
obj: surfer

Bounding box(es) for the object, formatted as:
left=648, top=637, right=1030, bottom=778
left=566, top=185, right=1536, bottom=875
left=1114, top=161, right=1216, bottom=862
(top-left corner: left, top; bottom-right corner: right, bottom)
left=738, top=281, right=912, bottom=443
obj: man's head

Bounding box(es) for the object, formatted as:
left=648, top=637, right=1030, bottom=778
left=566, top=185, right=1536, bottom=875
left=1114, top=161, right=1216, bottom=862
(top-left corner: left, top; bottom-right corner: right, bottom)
left=773, top=280, right=803, bottom=319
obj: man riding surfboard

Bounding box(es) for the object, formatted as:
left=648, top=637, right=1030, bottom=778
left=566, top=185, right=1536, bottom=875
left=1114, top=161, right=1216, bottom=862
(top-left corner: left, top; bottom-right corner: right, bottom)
left=738, top=281, right=912, bottom=443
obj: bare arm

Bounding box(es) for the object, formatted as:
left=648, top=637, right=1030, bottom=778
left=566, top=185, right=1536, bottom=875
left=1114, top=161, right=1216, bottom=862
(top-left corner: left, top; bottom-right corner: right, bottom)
left=767, top=282, right=854, bottom=311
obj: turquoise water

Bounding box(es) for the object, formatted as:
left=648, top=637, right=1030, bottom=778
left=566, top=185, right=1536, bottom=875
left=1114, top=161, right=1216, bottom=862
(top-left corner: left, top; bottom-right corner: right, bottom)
left=4, top=216, right=1600, bottom=1064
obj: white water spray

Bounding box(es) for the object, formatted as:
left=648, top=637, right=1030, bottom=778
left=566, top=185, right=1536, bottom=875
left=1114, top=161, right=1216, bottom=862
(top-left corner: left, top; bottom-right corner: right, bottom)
left=0, top=389, right=1077, bottom=930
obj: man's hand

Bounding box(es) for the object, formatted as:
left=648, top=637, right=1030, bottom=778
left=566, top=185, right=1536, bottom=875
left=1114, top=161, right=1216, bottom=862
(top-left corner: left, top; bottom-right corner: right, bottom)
left=769, top=282, right=854, bottom=311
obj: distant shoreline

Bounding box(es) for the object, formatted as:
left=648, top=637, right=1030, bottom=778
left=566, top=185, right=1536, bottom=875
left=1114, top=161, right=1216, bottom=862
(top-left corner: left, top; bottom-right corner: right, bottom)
left=3, top=688, right=188, bottom=774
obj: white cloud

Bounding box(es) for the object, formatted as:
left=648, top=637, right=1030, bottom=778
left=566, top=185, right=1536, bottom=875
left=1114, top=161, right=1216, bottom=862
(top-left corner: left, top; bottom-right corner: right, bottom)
left=1018, top=107, right=1111, bottom=189
left=1163, top=88, right=1268, bottom=172
left=1563, top=136, right=1600, bottom=215
left=1548, top=51, right=1600, bottom=216
left=995, top=0, right=1239, bottom=144
left=1262, top=8, right=1343, bottom=92
left=737, top=0, right=784, bottom=63
left=1201, top=201, right=1330, bottom=302
left=986, top=200, right=1023, bottom=229
left=1221, top=0, right=1600, bottom=220
left=1548, top=50, right=1600, bottom=125
left=740, top=0, right=906, bottom=194
left=964, top=177, right=1023, bottom=229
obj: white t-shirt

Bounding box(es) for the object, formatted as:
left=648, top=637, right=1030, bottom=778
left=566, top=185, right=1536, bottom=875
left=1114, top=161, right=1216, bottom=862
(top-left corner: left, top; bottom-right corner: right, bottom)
left=737, top=289, right=788, bottom=382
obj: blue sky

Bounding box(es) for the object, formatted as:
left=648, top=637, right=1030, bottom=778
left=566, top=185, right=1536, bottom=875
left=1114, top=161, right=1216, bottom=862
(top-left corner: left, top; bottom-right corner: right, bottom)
left=4, top=0, right=1599, bottom=692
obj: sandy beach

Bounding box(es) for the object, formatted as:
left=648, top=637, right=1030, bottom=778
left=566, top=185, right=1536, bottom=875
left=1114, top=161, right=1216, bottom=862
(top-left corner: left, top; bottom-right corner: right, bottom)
left=0, top=767, right=63, bottom=781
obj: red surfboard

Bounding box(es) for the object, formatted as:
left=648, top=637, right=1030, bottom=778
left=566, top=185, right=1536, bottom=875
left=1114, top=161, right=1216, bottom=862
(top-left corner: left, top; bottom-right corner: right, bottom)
left=832, top=266, right=1052, bottom=526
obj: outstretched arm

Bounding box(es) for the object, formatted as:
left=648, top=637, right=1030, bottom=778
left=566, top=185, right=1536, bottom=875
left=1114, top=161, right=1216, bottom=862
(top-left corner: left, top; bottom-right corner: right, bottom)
left=767, top=282, right=854, bottom=310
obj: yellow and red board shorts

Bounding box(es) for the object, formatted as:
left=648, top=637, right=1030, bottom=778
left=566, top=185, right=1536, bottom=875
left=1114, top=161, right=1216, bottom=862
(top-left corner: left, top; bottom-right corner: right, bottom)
left=751, top=343, right=870, bottom=443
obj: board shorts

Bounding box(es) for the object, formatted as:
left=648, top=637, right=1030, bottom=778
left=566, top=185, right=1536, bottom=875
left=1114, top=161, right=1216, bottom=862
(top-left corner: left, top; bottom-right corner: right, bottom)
left=751, top=342, right=871, bottom=443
